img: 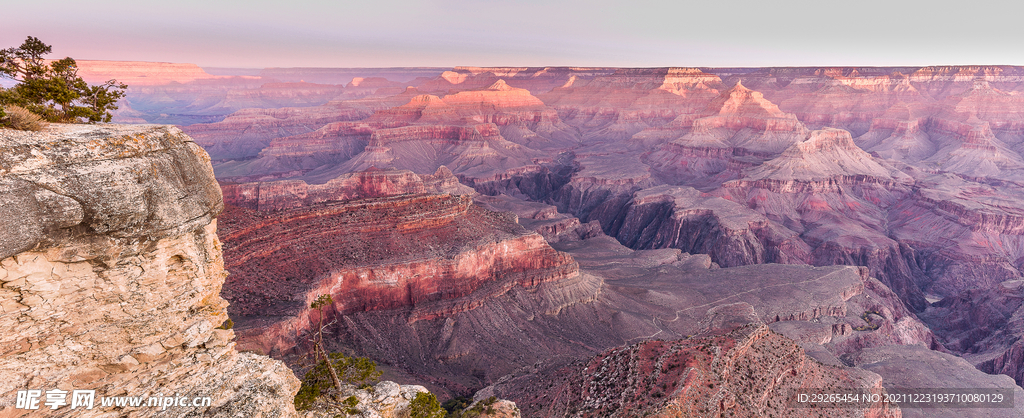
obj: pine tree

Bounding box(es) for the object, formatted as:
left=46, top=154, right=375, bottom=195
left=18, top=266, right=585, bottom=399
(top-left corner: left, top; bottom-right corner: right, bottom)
left=0, top=36, right=126, bottom=123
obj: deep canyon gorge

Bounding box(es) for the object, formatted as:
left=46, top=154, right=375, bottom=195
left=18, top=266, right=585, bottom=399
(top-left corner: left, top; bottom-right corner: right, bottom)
left=7, top=62, right=1024, bottom=416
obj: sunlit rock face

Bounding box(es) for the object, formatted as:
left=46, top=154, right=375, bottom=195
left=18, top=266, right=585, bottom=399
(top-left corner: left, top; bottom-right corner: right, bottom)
left=0, top=124, right=299, bottom=417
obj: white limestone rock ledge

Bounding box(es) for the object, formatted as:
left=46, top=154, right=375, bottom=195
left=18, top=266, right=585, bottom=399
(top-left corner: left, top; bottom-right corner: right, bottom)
left=0, top=124, right=300, bottom=417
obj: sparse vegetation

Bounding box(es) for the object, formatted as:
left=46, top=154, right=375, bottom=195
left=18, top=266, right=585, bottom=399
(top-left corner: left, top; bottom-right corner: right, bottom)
left=0, top=105, right=46, bottom=131
left=853, top=310, right=883, bottom=331
left=294, top=293, right=382, bottom=411
left=0, top=36, right=125, bottom=123
left=442, top=396, right=473, bottom=415
left=293, top=351, right=382, bottom=410
left=446, top=396, right=498, bottom=418
left=215, top=318, right=234, bottom=330
left=342, top=395, right=360, bottom=415
left=409, top=392, right=446, bottom=418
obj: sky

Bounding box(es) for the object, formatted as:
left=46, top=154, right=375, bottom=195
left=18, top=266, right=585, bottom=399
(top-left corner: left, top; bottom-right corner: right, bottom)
left=3, top=0, right=1023, bottom=68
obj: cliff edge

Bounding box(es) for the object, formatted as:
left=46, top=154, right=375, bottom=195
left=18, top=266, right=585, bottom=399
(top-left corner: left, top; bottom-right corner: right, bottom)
left=0, top=124, right=299, bottom=417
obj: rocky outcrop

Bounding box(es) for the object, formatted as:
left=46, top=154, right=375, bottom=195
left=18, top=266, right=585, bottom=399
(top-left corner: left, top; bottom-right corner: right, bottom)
left=743, top=128, right=909, bottom=182
left=854, top=102, right=936, bottom=162
left=640, top=81, right=807, bottom=151
left=638, top=82, right=809, bottom=187
left=493, top=317, right=899, bottom=418
left=0, top=124, right=298, bottom=417
left=444, top=80, right=545, bottom=108
left=300, top=381, right=432, bottom=418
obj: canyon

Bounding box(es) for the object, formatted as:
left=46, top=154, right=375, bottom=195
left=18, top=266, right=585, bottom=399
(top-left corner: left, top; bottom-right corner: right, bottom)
left=15, top=62, right=1024, bottom=415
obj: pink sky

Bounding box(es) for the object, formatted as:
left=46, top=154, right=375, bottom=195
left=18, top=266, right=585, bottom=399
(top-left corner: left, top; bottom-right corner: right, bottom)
left=3, top=0, right=1023, bottom=68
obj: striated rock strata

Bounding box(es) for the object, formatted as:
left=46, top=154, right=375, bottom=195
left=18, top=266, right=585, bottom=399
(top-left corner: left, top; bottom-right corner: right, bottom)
left=221, top=166, right=473, bottom=212
left=219, top=191, right=582, bottom=356
left=0, top=124, right=299, bottom=417
left=220, top=187, right=942, bottom=403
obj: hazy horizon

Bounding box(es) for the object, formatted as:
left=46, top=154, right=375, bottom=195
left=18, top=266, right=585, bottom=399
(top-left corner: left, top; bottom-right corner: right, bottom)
left=3, top=0, right=1023, bottom=68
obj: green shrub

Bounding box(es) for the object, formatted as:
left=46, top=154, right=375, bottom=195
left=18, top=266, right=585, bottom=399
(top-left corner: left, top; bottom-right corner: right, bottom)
left=215, top=318, right=234, bottom=330
left=409, top=392, right=445, bottom=418
left=293, top=352, right=382, bottom=411
left=448, top=396, right=498, bottom=418
left=342, top=395, right=360, bottom=415
left=442, top=396, right=472, bottom=414
left=0, top=105, right=46, bottom=131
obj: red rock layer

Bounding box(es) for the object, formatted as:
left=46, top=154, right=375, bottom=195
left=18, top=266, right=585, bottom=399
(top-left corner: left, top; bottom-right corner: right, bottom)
left=218, top=193, right=579, bottom=355
left=221, top=167, right=470, bottom=211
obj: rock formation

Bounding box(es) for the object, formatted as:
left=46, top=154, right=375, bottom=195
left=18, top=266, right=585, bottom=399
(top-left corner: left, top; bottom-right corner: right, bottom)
left=640, top=81, right=810, bottom=185
left=0, top=124, right=299, bottom=417
left=218, top=184, right=583, bottom=358
left=89, top=63, right=1024, bottom=410
left=540, top=68, right=722, bottom=145
left=218, top=180, right=945, bottom=413
left=221, top=166, right=473, bottom=211
left=221, top=80, right=579, bottom=184
left=300, top=381, right=434, bottom=418
left=496, top=320, right=900, bottom=418
left=74, top=60, right=219, bottom=86
left=184, top=87, right=424, bottom=165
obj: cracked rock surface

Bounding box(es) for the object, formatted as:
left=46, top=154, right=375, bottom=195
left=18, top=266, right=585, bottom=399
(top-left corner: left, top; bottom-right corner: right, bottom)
left=0, top=124, right=299, bottom=417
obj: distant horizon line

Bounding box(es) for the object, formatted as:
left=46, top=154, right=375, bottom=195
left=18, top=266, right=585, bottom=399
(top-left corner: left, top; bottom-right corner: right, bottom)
left=69, top=59, right=1024, bottom=71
